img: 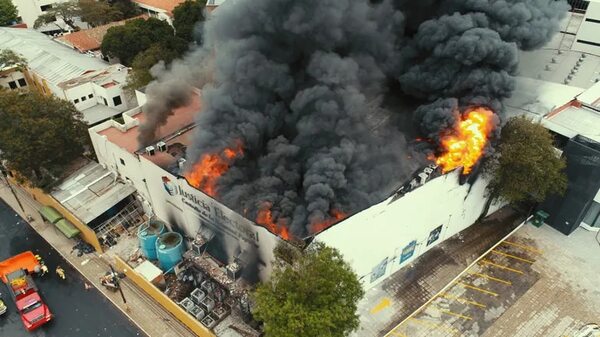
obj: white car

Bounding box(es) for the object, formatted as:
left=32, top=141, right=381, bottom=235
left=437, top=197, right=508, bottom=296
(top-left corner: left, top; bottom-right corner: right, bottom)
left=575, top=324, right=600, bottom=337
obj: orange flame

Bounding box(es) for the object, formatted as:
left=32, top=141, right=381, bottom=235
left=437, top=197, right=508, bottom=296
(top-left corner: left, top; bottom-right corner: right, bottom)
left=433, top=107, right=494, bottom=175
left=256, top=203, right=290, bottom=240
left=185, top=141, right=243, bottom=197
left=311, top=209, right=347, bottom=233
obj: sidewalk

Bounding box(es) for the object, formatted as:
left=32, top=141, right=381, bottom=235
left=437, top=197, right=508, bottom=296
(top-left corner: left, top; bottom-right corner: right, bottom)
left=0, top=181, right=196, bottom=337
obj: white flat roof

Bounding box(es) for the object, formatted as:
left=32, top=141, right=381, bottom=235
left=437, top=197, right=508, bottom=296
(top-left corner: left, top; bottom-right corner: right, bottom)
left=543, top=104, right=600, bottom=139
left=504, top=76, right=585, bottom=119
left=577, top=81, right=600, bottom=108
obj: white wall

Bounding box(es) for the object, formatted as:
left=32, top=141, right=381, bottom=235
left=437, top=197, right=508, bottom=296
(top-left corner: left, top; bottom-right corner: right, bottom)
left=12, top=0, right=69, bottom=28
left=0, top=69, right=28, bottom=90
left=573, top=2, right=600, bottom=55
left=65, top=83, right=95, bottom=110
left=314, top=169, right=501, bottom=289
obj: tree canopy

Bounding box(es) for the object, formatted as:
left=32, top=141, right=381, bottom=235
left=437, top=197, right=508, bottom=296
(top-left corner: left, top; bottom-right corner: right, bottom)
left=0, top=49, right=27, bottom=70
left=172, top=0, right=206, bottom=42
left=79, top=0, right=122, bottom=27
left=108, top=0, right=140, bottom=19
left=34, top=1, right=80, bottom=30
left=485, top=116, right=567, bottom=204
left=101, top=17, right=187, bottom=66
left=0, top=0, right=18, bottom=26
left=125, top=43, right=180, bottom=90
left=0, top=90, right=89, bottom=189
left=253, top=242, right=364, bottom=337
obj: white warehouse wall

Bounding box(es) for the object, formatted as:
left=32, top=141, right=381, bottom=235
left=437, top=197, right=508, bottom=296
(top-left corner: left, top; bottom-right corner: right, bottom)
left=314, top=169, right=501, bottom=289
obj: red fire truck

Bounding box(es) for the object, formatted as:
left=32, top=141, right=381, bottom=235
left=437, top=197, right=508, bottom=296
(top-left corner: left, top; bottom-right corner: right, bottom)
left=0, top=252, right=52, bottom=331
left=5, top=269, right=52, bottom=330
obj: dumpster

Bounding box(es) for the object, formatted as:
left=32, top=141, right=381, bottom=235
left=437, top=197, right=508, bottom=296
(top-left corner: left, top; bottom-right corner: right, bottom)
left=531, top=210, right=550, bottom=227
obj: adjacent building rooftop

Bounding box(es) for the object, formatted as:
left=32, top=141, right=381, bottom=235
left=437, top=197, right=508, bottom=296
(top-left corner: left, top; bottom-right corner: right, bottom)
left=56, top=16, right=147, bottom=53
left=0, top=28, right=108, bottom=86
left=52, top=161, right=136, bottom=225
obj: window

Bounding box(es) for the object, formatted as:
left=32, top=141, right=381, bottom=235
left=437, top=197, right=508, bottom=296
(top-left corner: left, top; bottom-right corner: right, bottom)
left=74, top=98, right=80, bottom=104
left=18, top=78, right=26, bottom=87
left=81, top=96, right=87, bottom=101
left=427, top=225, right=443, bottom=246
left=40, top=4, right=52, bottom=11
left=120, top=158, right=125, bottom=166
left=88, top=94, right=93, bottom=99
left=370, top=257, right=388, bottom=283
left=103, top=97, right=108, bottom=105
left=8, top=81, right=17, bottom=89
left=112, top=95, right=122, bottom=106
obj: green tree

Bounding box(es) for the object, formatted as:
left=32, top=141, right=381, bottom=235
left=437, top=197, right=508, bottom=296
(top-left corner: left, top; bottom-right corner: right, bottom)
left=108, top=0, right=140, bottom=19
left=101, top=17, right=186, bottom=65
left=125, top=43, right=179, bottom=90
left=172, top=0, right=206, bottom=42
left=253, top=242, right=364, bottom=337
left=482, top=116, right=567, bottom=215
left=79, top=0, right=122, bottom=27
left=0, top=0, right=18, bottom=26
left=0, top=91, right=90, bottom=189
left=34, top=1, right=80, bottom=30
left=0, top=49, right=27, bottom=70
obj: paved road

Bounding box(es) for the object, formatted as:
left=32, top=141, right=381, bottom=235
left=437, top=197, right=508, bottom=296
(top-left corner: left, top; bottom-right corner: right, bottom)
left=0, top=198, right=143, bottom=337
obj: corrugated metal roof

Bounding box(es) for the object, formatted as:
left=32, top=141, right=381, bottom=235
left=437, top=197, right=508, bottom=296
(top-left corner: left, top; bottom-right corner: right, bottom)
left=0, top=28, right=107, bottom=86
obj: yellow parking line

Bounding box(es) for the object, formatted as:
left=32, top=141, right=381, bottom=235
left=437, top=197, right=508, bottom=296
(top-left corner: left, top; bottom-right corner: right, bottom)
left=456, top=281, right=499, bottom=296
left=389, top=330, right=408, bottom=337
left=431, top=306, right=473, bottom=320
left=491, top=250, right=535, bottom=264
left=501, top=241, right=543, bottom=254
left=469, top=272, right=512, bottom=285
left=409, top=317, right=459, bottom=334
left=480, top=259, right=524, bottom=274
left=439, top=293, right=486, bottom=308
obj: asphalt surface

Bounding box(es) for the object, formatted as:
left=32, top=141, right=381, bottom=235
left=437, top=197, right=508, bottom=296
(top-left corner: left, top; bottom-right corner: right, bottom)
left=0, top=199, right=143, bottom=337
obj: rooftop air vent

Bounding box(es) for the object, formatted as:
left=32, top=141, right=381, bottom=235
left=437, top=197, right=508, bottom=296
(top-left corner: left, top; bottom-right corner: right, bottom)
left=157, top=141, right=167, bottom=152
left=145, top=146, right=155, bottom=156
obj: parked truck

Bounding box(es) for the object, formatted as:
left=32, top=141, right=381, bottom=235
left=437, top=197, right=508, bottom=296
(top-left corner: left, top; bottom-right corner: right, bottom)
left=0, top=251, right=52, bottom=331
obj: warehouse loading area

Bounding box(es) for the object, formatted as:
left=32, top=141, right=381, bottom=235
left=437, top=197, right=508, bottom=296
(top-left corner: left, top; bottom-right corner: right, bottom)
left=384, top=223, right=600, bottom=337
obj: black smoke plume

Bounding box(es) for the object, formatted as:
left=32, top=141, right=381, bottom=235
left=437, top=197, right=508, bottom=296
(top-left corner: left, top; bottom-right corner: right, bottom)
left=138, top=0, right=567, bottom=238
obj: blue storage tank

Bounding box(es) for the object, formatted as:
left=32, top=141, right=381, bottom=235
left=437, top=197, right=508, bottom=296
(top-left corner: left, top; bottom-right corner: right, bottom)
left=156, top=232, right=184, bottom=272
left=137, top=220, right=166, bottom=260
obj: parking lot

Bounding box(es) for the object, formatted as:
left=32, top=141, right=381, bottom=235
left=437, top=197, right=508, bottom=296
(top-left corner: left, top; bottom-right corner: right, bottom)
left=385, top=224, right=600, bottom=337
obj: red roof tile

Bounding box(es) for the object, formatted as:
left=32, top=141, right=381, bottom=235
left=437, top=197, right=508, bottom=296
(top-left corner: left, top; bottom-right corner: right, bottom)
left=57, top=15, right=147, bottom=52
left=132, top=0, right=185, bottom=13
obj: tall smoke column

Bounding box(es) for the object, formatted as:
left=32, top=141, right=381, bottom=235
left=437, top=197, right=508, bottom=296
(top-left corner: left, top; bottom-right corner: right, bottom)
left=395, top=0, right=568, bottom=145
left=137, top=0, right=567, bottom=237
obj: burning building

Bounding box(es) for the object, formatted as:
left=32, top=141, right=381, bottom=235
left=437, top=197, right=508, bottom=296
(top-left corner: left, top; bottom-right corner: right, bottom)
left=91, top=0, right=568, bottom=289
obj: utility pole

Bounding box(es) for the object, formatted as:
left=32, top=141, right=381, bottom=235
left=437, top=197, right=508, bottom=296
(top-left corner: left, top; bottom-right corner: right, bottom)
left=1, top=167, right=25, bottom=213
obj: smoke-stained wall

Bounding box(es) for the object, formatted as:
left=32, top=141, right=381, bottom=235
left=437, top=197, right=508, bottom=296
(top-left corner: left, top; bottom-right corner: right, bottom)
left=138, top=155, right=284, bottom=281
left=136, top=0, right=568, bottom=238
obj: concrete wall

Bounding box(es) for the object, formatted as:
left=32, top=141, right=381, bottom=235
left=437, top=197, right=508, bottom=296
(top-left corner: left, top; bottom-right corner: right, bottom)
left=573, top=2, right=600, bottom=54
left=314, top=169, right=501, bottom=289
left=115, top=256, right=215, bottom=337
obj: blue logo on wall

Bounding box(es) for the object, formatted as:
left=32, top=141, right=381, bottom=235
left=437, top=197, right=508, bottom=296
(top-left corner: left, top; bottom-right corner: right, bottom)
left=400, top=240, right=417, bottom=264
left=162, top=176, right=177, bottom=196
